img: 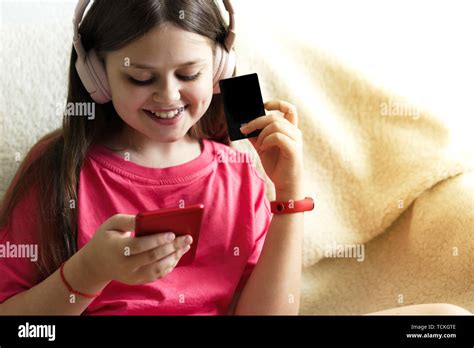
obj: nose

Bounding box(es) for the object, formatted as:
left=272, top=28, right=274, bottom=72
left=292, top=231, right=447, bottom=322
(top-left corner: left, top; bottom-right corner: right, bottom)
left=152, top=76, right=181, bottom=104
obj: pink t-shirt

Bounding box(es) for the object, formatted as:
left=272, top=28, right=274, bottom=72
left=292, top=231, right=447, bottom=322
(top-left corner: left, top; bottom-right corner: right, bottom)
left=0, top=138, right=273, bottom=315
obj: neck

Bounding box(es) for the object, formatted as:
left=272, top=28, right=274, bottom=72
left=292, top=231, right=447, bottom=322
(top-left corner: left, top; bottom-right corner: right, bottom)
left=103, top=125, right=202, bottom=168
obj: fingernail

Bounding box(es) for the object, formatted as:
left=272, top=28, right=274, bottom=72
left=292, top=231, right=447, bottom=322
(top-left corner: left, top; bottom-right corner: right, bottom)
left=240, top=123, right=249, bottom=132
left=184, top=236, right=193, bottom=245
left=166, top=233, right=175, bottom=241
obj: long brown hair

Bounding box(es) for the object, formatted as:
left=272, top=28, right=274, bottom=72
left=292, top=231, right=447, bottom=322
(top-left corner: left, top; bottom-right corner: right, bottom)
left=0, top=0, right=233, bottom=278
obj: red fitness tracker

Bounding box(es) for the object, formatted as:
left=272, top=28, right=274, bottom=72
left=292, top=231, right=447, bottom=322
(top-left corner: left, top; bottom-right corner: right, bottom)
left=270, top=197, right=314, bottom=215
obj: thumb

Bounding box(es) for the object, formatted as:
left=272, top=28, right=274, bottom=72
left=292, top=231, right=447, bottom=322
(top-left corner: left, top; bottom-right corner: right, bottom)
left=248, top=136, right=258, bottom=147
left=103, top=214, right=136, bottom=233
left=247, top=136, right=266, bottom=155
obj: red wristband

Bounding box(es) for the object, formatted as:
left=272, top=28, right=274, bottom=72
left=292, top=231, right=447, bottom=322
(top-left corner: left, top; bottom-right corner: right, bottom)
left=270, top=196, right=315, bottom=214
left=60, top=262, right=102, bottom=299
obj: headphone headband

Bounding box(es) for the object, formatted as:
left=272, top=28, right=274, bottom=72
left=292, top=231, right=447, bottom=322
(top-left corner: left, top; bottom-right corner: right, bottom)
left=73, top=0, right=235, bottom=55
left=222, top=0, right=236, bottom=51
left=72, top=0, right=90, bottom=60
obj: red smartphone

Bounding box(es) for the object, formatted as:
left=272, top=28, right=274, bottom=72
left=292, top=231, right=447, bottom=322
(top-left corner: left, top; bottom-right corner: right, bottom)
left=135, top=204, right=204, bottom=266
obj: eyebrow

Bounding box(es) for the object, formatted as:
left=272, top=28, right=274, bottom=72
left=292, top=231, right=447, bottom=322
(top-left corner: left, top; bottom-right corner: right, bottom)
left=126, top=60, right=207, bottom=69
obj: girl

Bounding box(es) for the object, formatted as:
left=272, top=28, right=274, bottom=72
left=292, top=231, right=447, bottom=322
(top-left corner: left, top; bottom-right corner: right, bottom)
left=0, top=0, right=305, bottom=315
left=0, top=0, right=470, bottom=317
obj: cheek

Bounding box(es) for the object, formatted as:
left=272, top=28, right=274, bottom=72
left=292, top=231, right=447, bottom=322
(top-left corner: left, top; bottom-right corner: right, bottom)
left=185, top=81, right=213, bottom=116
left=108, top=75, right=148, bottom=116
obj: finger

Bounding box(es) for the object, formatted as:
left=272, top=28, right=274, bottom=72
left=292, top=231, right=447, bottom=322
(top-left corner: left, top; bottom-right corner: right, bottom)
left=240, top=113, right=285, bottom=136
left=127, top=232, right=176, bottom=254
left=264, top=100, right=298, bottom=127
left=260, top=132, right=299, bottom=159
left=102, top=214, right=136, bottom=233
left=255, top=120, right=301, bottom=150
left=127, top=235, right=193, bottom=269
left=136, top=246, right=191, bottom=282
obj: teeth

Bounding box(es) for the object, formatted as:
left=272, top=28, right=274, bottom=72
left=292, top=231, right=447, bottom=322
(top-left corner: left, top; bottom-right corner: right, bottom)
left=151, top=106, right=185, bottom=118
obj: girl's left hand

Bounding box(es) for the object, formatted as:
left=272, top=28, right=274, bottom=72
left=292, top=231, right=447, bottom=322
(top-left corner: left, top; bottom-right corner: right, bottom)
left=240, top=100, right=304, bottom=195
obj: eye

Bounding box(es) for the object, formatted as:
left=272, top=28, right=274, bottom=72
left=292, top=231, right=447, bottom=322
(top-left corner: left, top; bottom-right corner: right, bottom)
left=127, top=72, right=201, bottom=85
left=177, top=72, right=201, bottom=81
left=128, top=77, right=155, bottom=85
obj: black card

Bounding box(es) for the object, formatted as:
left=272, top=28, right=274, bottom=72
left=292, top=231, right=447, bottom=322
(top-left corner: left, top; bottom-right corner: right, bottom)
left=219, top=73, right=265, bottom=141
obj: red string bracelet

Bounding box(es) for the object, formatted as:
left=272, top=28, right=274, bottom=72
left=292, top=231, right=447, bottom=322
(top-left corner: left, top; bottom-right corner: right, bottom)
left=60, top=262, right=102, bottom=299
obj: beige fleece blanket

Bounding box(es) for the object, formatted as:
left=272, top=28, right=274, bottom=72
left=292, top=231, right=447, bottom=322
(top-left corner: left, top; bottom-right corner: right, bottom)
left=1, top=1, right=473, bottom=314
left=231, top=0, right=474, bottom=314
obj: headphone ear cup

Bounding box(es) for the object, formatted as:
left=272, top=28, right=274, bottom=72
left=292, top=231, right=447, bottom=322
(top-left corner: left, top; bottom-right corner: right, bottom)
left=75, top=49, right=112, bottom=104
left=212, top=43, right=236, bottom=94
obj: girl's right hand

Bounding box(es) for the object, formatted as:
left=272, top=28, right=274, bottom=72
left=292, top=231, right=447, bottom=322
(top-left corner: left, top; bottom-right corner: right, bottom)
left=79, top=214, right=193, bottom=285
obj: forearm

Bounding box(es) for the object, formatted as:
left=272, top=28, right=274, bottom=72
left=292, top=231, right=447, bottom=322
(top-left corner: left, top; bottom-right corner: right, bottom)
left=235, top=189, right=304, bottom=315
left=0, top=249, right=109, bottom=315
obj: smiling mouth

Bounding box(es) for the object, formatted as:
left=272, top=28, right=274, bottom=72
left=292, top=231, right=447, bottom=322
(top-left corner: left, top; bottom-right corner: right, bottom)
left=144, top=105, right=188, bottom=119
